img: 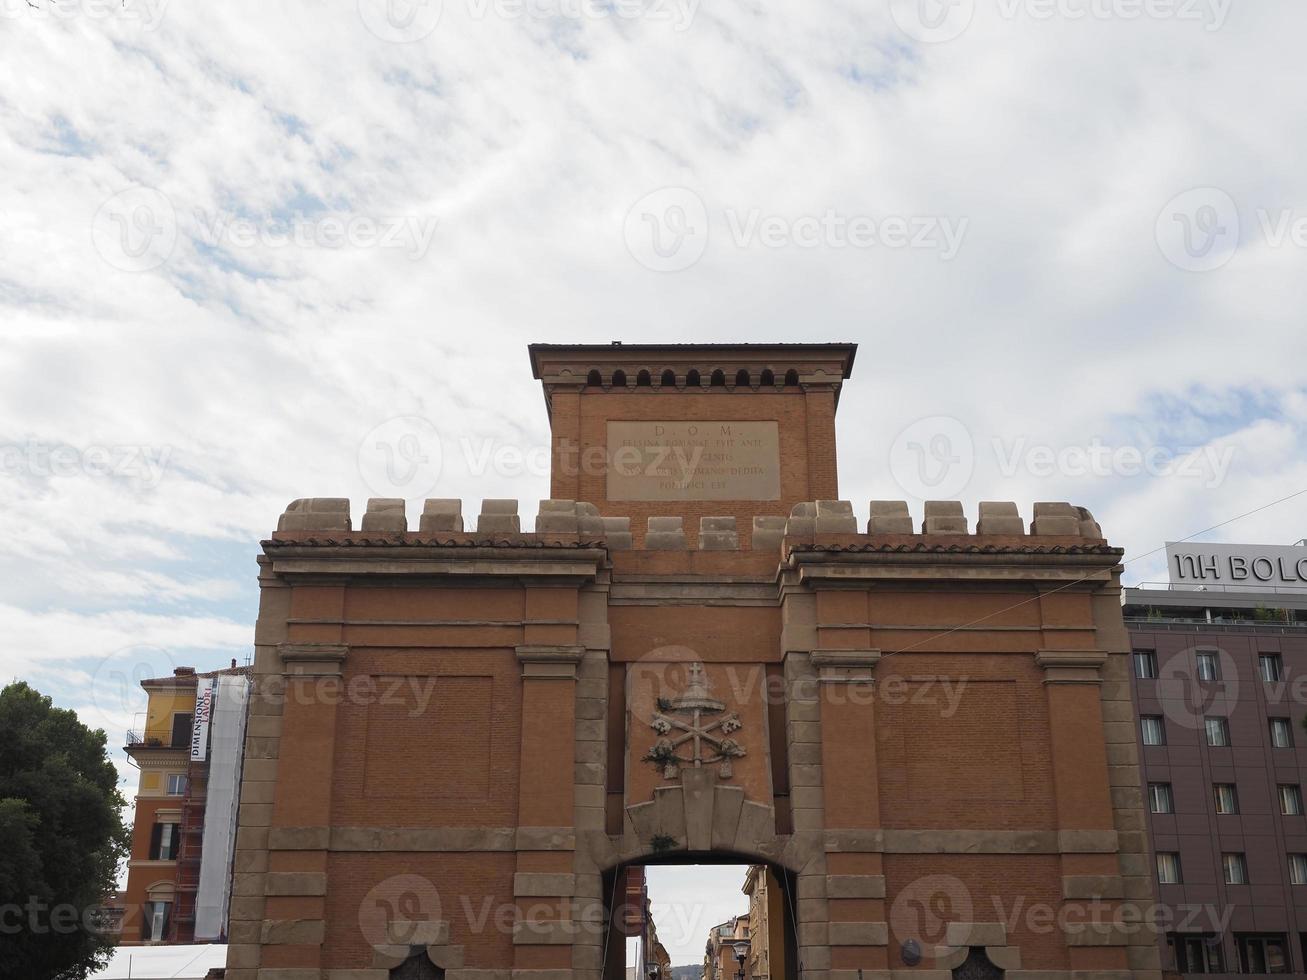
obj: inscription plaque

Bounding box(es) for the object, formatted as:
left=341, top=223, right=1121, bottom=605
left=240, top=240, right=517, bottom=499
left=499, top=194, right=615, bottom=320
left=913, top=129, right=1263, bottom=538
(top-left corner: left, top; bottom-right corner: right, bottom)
left=606, top=421, right=781, bottom=501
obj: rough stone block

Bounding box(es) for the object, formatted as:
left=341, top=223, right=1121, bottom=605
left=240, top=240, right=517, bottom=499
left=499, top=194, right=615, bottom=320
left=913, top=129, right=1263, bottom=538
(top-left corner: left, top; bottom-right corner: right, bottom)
left=752, top=515, right=787, bottom=551
left=815, top=499, right=857, bottom=533
left=1032, top=501, right=1082, bottom=535
left=535, top=500, right=579, bottom=534
left=1078, top=505, right=1104, bottom=538
left=699, top=516, right=739, bottom=550
left=977, top=501, right=1025, bottom=535
left=786, top=501, right=817, bottom=536
left=277, top=497, right=351, bottom=532
left=646, top=516, right=686, bottom=549
left=868, top=500, right=913, bottom=534
left=420, top=498, right=464, bottom=533
left=478, top=499, right=520, bottom=534
left=922, top=500, right=967, bottom=534
left=361, top=497, right=407, bottom=532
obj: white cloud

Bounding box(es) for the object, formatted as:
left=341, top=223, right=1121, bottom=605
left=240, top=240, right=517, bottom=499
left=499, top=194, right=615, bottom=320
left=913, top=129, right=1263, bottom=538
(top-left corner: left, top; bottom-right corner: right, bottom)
left=1, top=0, right=1305, bottom=925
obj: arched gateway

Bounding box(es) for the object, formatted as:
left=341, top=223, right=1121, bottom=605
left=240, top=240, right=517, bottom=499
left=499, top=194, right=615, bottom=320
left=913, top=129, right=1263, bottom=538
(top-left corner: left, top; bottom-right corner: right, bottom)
left=226, top=344, right=1161, bottom=980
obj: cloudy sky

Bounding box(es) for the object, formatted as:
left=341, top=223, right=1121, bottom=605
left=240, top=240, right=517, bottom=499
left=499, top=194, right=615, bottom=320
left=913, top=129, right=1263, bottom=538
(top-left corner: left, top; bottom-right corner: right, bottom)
left=1, top=0, right=1305, bottom=929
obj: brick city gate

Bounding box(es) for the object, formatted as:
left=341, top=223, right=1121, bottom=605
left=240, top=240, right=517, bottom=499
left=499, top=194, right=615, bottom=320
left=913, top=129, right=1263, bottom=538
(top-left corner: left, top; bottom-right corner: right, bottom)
left=226, top=343, right=1160, bottom=980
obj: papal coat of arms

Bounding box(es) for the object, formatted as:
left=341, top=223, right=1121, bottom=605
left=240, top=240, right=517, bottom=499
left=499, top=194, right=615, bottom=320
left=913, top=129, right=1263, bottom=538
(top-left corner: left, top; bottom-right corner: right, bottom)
left=642, top=662, right=746, bottom=779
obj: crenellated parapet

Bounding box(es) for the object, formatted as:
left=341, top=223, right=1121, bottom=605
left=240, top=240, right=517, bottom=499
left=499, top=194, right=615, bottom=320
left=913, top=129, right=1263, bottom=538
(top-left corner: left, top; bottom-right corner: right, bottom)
left=270, top=496, right=1109, bottom=553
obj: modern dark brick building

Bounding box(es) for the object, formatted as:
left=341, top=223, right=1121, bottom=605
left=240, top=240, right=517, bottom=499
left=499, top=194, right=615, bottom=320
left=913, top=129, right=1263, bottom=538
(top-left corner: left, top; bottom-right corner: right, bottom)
left=1125, top=544, right=1307, bottom=977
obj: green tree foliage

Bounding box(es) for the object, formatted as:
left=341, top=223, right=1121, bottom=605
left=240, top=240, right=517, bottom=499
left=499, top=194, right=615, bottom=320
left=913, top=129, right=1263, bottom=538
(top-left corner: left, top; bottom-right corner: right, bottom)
left=0, top=681, right=129, bottom=980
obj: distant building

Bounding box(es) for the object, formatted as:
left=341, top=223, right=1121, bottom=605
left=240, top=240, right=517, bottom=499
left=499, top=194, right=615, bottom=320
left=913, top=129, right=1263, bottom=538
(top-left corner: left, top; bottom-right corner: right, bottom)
left=703, top=915, right=749, bottom=980
left=1125, top=540, right=1307, bottom=976
left=742, top=865, right=791, bottom=980
left=121, top=663, right=249, bottom=944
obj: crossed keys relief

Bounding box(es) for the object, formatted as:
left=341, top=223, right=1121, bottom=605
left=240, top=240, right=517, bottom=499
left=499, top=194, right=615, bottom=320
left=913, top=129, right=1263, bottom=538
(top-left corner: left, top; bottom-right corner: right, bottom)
left=643, top=661, right=746, bottom=779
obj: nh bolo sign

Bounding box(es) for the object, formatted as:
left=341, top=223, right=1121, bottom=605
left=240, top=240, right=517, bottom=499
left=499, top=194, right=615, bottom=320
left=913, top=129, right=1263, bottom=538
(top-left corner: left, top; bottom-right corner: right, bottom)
left=1168, top=542, right=1307, bottom=588
left=191, top=678, right=214, bottom=762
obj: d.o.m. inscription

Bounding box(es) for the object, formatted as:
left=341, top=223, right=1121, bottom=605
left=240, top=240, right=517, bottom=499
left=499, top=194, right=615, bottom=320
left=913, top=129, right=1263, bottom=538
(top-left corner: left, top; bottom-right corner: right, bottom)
left=606, top=421, right=781, bottom=501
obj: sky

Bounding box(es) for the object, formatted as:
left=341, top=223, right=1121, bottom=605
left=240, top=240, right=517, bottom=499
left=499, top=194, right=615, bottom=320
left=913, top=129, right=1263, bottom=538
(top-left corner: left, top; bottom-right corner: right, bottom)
left=642, top=865, right=750, bottom=967
left=1, top=0, right=1305, bottom=930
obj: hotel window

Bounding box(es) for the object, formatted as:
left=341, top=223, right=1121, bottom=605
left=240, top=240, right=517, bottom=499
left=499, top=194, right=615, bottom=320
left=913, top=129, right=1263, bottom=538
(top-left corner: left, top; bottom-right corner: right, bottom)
left=1236, top=934, right=1288, bottom=974
left=166, top=773, right=187, bottom=796
left=1169, top=933, right=1225, bottom=974
left=1205, top=716, right=1231, bottom=747
left=149, top=822, right=178, bottom=861
left=1142, top=715, right=1166, bottom=746
left=1134, top=650, right=1158, bottom=679
left=1157, top=851, right=1182, bottom=884
left=1270, top=718, right=1294, bottom=748
left=1215, top=783, right=1240, bottom=814
left=1260, top=653, right=1284, bottom=683
left=142, top=900, right=170, bottom=942
left=1280, top=784, right=1304, bottom=816
left=1290, top=855, right=1307, bottom=886
left=1223, top=852, right=1249, bottom=885
left=1196, top=651, right=1221, bottom=681
left=1149, top=782, right=1174, bottom=814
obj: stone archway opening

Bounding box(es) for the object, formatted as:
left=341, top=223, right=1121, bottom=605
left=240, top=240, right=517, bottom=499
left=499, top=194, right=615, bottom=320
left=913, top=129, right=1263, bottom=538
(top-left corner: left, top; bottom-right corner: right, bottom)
left=599, top=854, right=799, bottom=980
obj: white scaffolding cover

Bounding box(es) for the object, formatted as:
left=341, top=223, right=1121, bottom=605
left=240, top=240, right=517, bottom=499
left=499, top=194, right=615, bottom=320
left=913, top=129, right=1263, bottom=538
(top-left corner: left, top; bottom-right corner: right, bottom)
left=194, top=673, right=249, bottom=940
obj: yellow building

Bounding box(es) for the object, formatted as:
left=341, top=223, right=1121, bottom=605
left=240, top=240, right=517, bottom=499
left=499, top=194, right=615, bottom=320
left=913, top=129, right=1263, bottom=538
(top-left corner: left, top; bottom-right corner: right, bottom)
left=742, top=865, right=790, bottom=980
left=121, top=663, right=248, bottom=944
